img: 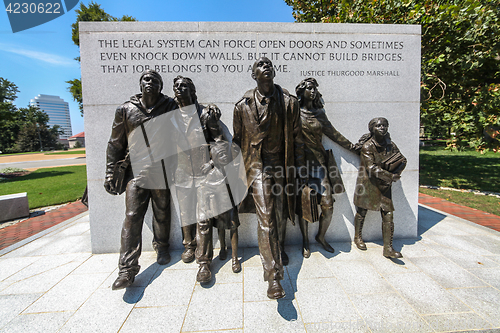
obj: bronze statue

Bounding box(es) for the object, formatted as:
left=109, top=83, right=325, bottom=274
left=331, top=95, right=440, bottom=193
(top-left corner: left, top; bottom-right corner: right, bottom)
left=104, top=70, right=177, bottom=290
left=172, top=77, right=197, bottom=266
left=233, top=57, right=304, bottom=299
left=172, top=76, right=238, bottom=283
left=204, top=112, right=241, bottom=273
left=353, top=117, right=406, bottom=258
left=295, top=78, right=359, bottom=258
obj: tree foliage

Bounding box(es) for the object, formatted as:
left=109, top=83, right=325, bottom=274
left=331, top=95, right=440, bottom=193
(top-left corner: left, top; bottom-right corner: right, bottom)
left=0, top=78, right=61, bottom=153
left=14, top=106, right=62, bottom=152
left=284, top=0, right=500, bottom=150
left=68, top=2, right=136, bottom=116
left=0, top=78, right=19, bottom=127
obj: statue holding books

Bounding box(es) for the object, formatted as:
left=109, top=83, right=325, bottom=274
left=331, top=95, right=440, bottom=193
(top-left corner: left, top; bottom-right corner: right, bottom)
left=353, top=117, right=406, bottom=259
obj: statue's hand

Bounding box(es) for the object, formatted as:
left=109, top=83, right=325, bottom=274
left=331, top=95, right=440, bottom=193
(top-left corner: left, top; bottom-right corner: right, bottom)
left=392, top=174, right=401, bottom=182
left=104, top=176, right=118, bottom=195
left=200, top=162, right=213, bottom=175
left=353, top=143, right=362, bottom=155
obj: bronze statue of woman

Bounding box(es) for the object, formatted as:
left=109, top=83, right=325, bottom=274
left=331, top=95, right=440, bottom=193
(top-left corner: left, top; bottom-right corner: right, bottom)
left=295, top=78, right=359, bottom=258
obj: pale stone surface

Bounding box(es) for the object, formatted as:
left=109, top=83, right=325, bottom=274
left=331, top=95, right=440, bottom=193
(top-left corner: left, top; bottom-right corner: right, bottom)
left=410, top=256, right=487, bottom=289
left=0, top=312, right=74, bottom=333
left=80, top=22, right=421, bottom=253
left=0, top=193, right=29, bottom=223
left=422, top=312, right=492, bottom=332
left=243, top=299, right=306, bottom=333
left=327, top=260, right=395, bottom=294
left=24, top=273, right=109, bottom=313
left=449, top=286, right=500, bottom=327
left=0, top=294, right=41, bottom=329
left=384, top=272, right=469, bottom=314
left=0, top=209, right=500, bottom=332
left=349, top=292, right=433, bottom=333
left=294, top=277, right=361, bottom=323
left=182, top=283, right=243, bottom=331
left=119, top=306, right=187, bottom=333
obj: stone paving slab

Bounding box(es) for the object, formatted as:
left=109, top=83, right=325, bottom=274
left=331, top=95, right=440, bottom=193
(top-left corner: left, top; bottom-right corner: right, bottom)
left=0, top=205, right=500, bottom=332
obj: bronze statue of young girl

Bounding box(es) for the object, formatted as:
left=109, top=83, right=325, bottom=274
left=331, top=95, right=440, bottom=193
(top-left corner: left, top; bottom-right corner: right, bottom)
left=295, top=78, right=359, bottom=258
left=353, top=117, right=406, bottom=258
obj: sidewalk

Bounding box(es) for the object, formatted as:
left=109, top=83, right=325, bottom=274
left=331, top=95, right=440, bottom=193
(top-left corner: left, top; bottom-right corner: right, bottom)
left=0, top=199, right=499, bottom=332
left=0, top=202, right=88, bottom=251
left=419, top=193, right=500, bottom=232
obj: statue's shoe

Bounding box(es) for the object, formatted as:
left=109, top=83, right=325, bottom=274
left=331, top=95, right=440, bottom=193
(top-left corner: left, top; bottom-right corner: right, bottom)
left=267, top=280, right=286, bottom=299
left=111, top=272, right=135, bottom=290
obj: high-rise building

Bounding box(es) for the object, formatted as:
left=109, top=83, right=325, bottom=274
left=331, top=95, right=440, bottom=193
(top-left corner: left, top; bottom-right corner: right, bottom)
left=30, top=94, right=72, bottom=139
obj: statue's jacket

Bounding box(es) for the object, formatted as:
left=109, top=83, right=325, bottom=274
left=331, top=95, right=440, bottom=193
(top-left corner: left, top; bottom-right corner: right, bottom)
left=232, top=84, right=305, bottom=220
left=105, top=93, right=177, bottom=185
left=353, top=136, right=406, bottom=212
left=300, top=107, right=356, bottom=194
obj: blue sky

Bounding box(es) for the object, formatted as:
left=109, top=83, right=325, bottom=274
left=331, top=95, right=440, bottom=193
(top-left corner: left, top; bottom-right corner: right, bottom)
left=0, top=0, right=294, bottom=135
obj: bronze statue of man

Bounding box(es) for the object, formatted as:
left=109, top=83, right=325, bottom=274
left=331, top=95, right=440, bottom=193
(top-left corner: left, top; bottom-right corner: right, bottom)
left=104, top=70, right=177, bottom=290
left=233, top=57, right=305, bottom=299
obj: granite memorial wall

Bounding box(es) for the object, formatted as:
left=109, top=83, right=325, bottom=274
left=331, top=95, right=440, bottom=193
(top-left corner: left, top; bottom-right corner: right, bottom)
left=80, top=22, right=421, bottom=253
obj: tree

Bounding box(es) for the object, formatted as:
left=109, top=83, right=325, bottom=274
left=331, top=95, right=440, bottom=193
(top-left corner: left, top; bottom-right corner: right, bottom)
left=14, top=106, right=62, bottom=152
left=0, top=78, right=20, bottom=152
left=284, top=0, right=500, bottom=150
left=0, top=78, right=63, bottom=153
left=67, top=2, right=136, bottom=116
left=0, top=77, right=19, bottom=127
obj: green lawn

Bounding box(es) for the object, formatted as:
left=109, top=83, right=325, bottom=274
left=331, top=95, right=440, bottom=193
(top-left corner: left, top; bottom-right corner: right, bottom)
left=0, top=151, right=42, bottom=157
left=419, top=146, right=500, bottom=193
left=0, top=165, right=87, bottom=209
left=419, top=145, right=500, bottom=216
left=45, top=150, right=86, bottom=155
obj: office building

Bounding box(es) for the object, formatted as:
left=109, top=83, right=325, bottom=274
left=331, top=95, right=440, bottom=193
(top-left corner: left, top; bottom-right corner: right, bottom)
left=30, top=94, right=72, bottom=139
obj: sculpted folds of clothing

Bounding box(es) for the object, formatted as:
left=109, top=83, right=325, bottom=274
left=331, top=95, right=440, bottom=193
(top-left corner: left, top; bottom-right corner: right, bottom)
left=171, top=102, right=234, bottom=225
left=106, top=93, right=177, bottom=182
left=105, top=92, right=177, bottom=276
left=171, top=103, right=211, bottom=189
left=233, top=84, right=304, bottom=220
left=300, top=107, right=355, bottom=195
left=353, top=137, right=407, bottom=212
left=301, top=108, right=353, bottom=166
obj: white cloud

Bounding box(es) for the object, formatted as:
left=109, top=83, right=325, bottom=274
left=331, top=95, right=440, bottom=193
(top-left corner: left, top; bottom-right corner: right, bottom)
left=0, top=43, right=75, bottom=66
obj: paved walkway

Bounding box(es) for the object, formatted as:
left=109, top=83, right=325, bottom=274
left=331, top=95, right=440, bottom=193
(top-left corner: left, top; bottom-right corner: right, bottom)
left=0, top=150, right=86, bottom=171
left=0, top=202, right=88, bottom=251
left=419, top=193, right=500, bottom=232
left=0, top=198, right=499, bottom=332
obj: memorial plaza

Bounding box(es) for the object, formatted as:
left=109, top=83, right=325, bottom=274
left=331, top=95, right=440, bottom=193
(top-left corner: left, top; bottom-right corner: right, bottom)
left=1, top=196, right=500, bottom=332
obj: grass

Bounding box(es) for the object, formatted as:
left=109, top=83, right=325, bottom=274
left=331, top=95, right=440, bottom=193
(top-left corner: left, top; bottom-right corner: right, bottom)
left=0, top=151, right=42, bottom=157
left=0, top=165, right=87, bottom=209
left=45, top=150, right=86, bottom=155
left=419, top=145, right=500, bottom=216
left=419, top=146, right=500, bottom=193
left=420, top=187, right=500, bottom=216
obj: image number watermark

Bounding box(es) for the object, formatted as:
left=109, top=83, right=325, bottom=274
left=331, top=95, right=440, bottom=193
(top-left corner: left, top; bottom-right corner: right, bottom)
left=4, top=0, right=80, bottom=33
left=6, top=2, right=61, bottom=14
